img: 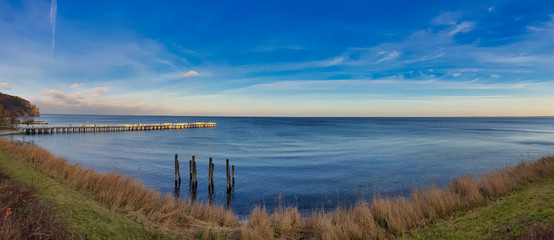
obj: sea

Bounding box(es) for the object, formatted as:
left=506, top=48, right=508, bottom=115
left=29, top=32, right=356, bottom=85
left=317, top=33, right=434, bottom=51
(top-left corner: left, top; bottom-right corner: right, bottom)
left=5, top=115, right=554, bottom=217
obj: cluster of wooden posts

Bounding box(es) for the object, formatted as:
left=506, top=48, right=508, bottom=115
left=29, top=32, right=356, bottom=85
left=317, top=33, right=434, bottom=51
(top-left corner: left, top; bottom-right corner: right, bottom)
left=174, top=154, right=235, bottom=195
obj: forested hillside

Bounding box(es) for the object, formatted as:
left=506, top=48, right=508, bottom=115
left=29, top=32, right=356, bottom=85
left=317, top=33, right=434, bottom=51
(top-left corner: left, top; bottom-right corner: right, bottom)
left=0, top=92, right=39, bottom=118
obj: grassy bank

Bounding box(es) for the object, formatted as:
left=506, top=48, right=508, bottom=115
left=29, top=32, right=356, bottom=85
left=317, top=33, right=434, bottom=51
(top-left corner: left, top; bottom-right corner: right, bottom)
left=0, top=169, right=77, bottom=239
left=0, top=151, right=175, bottom=239
left=1, top=138, right=554, bottom=239
left=403, top=176, right=554, bottom=239
left=241, top=156, right=554, bottom=239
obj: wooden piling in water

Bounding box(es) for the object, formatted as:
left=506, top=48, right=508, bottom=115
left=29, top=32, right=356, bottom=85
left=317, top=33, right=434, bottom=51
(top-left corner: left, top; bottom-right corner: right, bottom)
left=232, top=165, right=235, bottom=186
left=226, top=159, right=231, bottom=192
left=192, top=155, right=197, bottom=188
left=189, top=160, right=192, bottom=180
left=211, top=162, right=214, bottom=188
left=208, top=158, right=211, bottom=191
left=192, top=161, right=196, bottom=189
left=175, top=154, right=181, bottom=186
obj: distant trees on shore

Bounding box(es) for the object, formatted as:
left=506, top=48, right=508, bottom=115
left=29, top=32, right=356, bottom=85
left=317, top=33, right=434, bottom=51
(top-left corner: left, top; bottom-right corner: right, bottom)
left=0, top=92, right=39, bottom=128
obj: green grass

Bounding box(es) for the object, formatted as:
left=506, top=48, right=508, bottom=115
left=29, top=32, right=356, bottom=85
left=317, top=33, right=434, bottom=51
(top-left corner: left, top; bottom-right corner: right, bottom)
left=0, top=151, right=174, bottom=240
left=402, top=177, right=554, bottom=240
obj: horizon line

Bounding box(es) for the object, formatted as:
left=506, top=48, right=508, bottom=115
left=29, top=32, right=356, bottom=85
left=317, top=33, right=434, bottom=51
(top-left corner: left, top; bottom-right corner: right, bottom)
left=39, top=113, right=554, bottom=118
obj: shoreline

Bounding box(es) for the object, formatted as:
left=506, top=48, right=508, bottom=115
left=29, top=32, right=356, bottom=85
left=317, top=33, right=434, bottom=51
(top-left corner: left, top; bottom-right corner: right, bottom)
left=0, top=129, right=21, bottom=136
left=35, top=113, right=554, bottom=118
left=1, top=137, right=554, bottom=239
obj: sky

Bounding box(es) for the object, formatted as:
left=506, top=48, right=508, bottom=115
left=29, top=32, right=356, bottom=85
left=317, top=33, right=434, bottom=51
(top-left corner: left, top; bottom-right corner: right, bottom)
left=1, top=0, right=554, bottom=116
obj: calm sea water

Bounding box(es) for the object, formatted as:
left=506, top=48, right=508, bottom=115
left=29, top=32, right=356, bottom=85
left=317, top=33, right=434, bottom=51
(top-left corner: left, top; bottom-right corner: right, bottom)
left=5, top=115, right=554, bottom=216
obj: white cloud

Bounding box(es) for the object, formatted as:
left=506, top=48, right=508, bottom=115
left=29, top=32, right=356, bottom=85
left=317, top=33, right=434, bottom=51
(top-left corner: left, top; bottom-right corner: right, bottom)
left=50, top=0, right=57, bottom=52
left=181, top=70, right=199, bottom=78
left=94, top=87, right=109, bottom=94
left=448, top=21, right=476, bottom=36
left=403, top=53, right=445, bottom=63
left=0, top=82, right=9, bottom=89
left=90, top=87, right=109, bottom=97
left=40, top=90, right=85, bottom=105
left=70, top=83, right=85, bottom=88
left=432, top=12, right=463, bottom=25
left=315, top=56, right=345, bottom=67
left=375, top=50, right=400, bottom=63
left=229, top=78, right=553, bottom=93
left=35, top=87, right=176, bottom=115
left=483, top=55, right=540, bottom=65
left=40, top=86, right=110, bottom=105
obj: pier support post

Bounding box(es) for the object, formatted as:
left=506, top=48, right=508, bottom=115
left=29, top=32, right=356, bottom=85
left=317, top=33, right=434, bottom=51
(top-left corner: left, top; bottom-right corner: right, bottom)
left=175, top=154, right=181, bottom=187
left=208, top=157, right=213, bottom=192
left=211, top=162, right=214, bottom=189
left=192, top=155, right=197, bottom=189
left=226, top=159, right=231, bottom=193
left=232, top=165, right=235, bottom=186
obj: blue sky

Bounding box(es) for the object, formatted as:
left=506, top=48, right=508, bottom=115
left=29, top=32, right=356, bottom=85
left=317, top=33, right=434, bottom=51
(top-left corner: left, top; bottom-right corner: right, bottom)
left=1, top=0, right=554, bottom=116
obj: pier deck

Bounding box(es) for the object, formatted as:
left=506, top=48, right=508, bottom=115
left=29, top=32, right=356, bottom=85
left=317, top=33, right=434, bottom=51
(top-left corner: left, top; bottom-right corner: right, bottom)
left=19, top=122, right=216, bottom=135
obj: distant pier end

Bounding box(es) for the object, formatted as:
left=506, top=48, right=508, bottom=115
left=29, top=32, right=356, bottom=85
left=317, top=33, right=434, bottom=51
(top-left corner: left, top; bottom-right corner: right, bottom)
left=20, top=122, right=216, bottom=135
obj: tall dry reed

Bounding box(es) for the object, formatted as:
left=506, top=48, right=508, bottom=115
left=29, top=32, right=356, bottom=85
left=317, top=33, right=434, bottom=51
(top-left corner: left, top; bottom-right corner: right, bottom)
left=242, top=156, right=554, bottom=239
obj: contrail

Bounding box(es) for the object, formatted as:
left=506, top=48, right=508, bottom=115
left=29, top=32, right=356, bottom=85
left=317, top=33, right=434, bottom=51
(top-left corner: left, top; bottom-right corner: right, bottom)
left=50, top=0, right=57, bottom=52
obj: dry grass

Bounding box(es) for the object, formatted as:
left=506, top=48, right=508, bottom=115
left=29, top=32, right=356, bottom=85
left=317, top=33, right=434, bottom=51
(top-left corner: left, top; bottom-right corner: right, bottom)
left=0, top=138, right=240, bottom=238
left=2, top=138, right=554, bottom=239
left=242, top=156, right=554, bottom=239
left=0, top=170, right=78, bottom=239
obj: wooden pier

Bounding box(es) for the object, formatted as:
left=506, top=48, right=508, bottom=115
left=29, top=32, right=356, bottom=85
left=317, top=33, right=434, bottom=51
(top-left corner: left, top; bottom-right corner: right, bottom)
left=20, top=122, right=216, bottom=135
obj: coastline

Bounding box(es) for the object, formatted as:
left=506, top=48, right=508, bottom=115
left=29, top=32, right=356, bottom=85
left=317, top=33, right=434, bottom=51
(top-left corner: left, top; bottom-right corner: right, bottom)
left=1, top=137, right=554, bottom=239
left=0, top=129, right=21, bottom=136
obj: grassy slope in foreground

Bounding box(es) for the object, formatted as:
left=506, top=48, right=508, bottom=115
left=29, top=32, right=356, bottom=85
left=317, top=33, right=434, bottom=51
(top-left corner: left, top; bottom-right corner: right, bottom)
left=0, top=170, right=76, bottom=239
left=403, top=177, right=554, bottom=239
left=0, top=151, right=172, bottom=239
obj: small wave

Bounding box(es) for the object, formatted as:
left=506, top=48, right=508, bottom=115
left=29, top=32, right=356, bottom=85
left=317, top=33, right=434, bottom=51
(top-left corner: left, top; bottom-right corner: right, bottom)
left=514, top=140, right=554, bottom=146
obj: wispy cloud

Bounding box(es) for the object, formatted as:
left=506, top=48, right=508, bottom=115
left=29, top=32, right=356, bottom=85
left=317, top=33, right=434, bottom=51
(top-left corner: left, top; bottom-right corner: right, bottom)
left=70, top=83, right=85, bottom=88
left=90, top=87, right=109, bottom=97
left=432, top=11, right=463, bottom=25
left=448, top=21, right=476, bottom=36
left=376, top=50, right=400, bottom=63
left=40, top=86, right=110, bottom=105
left=482, top=55, right=540, bottom=65
left=180, top=70, right=199, bottom=78
left=40, top=90, right=85, bottom=105
left=50, top=0, right=57, bottom=53
left=0, top=82, right=9, bottom=89
left=315, top=56, right=346, bottom=67
left=402, top=53, right=445, bottom=64
left=94, top=87, right=109, bottom=94
left=228, top=78, right=554, bottom=93
left=35, top=87, right=175, bottom=115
